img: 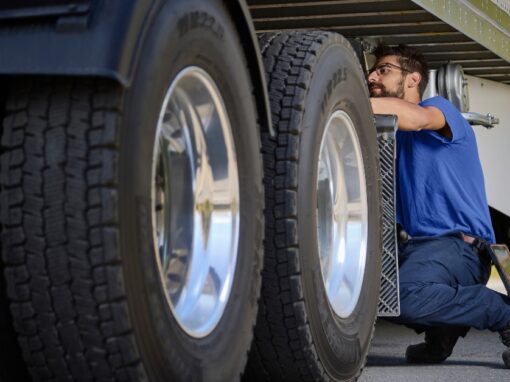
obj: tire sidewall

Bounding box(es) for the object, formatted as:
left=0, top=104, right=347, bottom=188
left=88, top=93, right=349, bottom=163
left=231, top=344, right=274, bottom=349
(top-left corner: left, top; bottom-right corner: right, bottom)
left=298, top=37, right=381, bottom=379
left=119, top=0, right=262, bottom=380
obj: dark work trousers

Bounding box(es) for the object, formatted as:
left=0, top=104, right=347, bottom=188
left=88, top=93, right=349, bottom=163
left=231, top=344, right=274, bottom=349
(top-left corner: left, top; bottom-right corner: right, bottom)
left=393, top=232, right=510, bottom=332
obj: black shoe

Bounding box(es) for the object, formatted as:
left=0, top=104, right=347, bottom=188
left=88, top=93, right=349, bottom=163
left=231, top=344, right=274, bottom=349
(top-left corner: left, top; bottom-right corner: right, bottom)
left=405, top=326, right=468, bottom=364
left=499, top=322, right=510, bottom=368
left=502, top=349, right=510, bottom=369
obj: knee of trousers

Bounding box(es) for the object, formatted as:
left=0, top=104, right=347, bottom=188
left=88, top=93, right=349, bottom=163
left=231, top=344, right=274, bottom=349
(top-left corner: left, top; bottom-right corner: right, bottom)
left=398, top=283, right=441, bottom=323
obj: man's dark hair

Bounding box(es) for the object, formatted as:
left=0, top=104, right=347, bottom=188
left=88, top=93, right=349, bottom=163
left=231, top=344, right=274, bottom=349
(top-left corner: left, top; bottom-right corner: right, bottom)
left=373, top=44, right=429, bottom=97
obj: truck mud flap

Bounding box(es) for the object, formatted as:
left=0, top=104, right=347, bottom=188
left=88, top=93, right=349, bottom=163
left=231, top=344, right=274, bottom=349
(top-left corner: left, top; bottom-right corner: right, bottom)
left=375, top=114, right=400, bottom=317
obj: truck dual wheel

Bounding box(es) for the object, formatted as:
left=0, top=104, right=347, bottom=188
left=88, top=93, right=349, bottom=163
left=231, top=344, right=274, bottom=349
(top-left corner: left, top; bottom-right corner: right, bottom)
left=0, top=0, right=263, bottom=381
left=244, top=32, right=382, bottom=381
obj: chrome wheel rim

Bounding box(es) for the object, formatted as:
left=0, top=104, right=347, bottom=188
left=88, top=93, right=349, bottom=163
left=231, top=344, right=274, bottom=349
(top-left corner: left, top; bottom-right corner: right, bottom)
left=151, top=66, right=240, bottom=338
left=316, top=110, right=368, bottom=318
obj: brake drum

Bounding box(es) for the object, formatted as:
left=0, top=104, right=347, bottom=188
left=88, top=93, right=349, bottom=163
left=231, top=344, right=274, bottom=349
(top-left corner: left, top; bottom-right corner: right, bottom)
left=437, top=63, right=470, bottom=112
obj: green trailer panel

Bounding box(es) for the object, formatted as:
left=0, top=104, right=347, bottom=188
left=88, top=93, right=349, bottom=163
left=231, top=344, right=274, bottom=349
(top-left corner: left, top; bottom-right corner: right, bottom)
left=415, top=0, right=510, bottom=76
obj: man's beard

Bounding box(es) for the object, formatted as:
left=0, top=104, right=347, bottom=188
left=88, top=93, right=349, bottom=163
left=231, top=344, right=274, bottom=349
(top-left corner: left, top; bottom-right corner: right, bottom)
left=370, top=78, right=405, bottom=99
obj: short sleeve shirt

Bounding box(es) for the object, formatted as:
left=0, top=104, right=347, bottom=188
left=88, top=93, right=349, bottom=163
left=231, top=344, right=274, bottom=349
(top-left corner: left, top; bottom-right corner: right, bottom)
left=396, top=96, right=495, bottom=243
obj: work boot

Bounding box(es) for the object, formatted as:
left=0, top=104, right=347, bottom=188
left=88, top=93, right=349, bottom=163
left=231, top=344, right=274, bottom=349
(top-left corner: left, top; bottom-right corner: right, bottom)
left=405, top=326, right=468, bottom=364
left=499, top=322, right=510, bottom=368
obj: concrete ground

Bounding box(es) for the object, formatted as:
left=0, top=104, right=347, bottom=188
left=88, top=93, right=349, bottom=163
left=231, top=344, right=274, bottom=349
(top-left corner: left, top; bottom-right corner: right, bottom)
left=360, top=271, right=509, bottom=382
left=360, top=320, right=508, bottom=382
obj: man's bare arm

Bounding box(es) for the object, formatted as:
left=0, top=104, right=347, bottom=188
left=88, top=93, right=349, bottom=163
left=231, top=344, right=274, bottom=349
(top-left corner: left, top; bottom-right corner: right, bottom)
left=370, top=97, right=446, bottom=132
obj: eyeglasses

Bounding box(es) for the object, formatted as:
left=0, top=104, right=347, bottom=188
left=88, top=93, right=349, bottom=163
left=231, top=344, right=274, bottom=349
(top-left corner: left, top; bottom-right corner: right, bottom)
left=368, top=63, right=411, bottom=76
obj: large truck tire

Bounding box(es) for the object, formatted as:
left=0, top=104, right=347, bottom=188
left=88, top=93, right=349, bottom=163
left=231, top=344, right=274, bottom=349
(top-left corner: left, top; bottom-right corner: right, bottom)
left=244, top=32, right=382, bottom=381
left=0, top=264, right=30, bottom=381
left=0, top=0, right=263, bottom=380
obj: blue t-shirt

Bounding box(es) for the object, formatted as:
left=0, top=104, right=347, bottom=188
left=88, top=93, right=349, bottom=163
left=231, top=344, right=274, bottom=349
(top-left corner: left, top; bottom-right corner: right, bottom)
left=396, top=96, right=495, bottom=243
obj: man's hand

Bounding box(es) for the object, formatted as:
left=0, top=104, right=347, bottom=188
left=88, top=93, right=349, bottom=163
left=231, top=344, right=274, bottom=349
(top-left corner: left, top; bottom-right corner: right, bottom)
left=370, top=97, right=447, bottom=133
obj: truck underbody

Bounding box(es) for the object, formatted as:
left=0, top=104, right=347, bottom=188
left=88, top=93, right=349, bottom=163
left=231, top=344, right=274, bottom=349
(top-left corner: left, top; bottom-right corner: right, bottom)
left=247, top=0, right=510, bottom=84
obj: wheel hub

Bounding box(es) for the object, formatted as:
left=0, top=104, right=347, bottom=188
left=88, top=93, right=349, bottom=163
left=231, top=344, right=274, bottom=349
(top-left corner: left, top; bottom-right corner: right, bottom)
left=316, top=110, right=368, bottom=318
left=151, top=66, right=240, bottom=338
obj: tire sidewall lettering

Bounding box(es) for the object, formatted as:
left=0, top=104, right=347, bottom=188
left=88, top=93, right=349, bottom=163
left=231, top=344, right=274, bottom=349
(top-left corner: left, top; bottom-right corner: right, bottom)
left=120, top=0, right=262, bottom=380
left=298, top=38, right=380, bottom=377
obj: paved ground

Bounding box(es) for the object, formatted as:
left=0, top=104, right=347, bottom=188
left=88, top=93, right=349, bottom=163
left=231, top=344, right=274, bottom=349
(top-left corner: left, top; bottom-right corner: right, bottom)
left=360, top=319, right=508, bottom=382
left=361, top=275, right=509, bottom=382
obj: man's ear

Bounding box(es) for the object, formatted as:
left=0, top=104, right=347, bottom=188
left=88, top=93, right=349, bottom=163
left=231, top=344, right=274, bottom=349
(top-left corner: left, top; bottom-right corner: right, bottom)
left=407, top=72, right=422, bottom=89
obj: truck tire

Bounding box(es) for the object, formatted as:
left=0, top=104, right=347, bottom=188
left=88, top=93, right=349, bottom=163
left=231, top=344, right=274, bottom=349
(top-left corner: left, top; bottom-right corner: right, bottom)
left=0, top=263, right=30, bottom=381
left=0, top=0, right=263, bottom=381
left=244, top=32, right=382, bottom=381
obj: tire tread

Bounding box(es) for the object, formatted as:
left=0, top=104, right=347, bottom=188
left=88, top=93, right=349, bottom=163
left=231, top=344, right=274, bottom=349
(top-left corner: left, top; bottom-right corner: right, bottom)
left=0, top=78, right=145, bottom=381
left=247, top=31, right=333, bottom=382
left=246, top=31, right=375, bottom=382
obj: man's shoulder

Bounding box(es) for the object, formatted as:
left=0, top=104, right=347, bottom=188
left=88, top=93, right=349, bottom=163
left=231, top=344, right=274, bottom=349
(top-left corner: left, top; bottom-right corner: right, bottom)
left=419, top=96, right=454, bottom=110
left=418, top=96, right=471, bottom=142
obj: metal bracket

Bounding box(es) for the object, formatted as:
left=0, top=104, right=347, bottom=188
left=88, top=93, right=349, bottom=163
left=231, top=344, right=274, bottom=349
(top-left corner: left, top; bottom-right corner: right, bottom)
left=462, top=112, right=500, bottom=129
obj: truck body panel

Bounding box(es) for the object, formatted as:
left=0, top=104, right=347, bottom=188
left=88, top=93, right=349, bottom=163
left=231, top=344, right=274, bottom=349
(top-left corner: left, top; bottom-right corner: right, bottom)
left=0, top=0, right=154, bottom=85
left=469, top=76, right=510, bottom=216
left=1, top=1, right=509, bottom=84
left=0, top=0, right=274, bottom=134
left=247, top=0, right=510, bottom=84
left=415, top=0, right=510, bottom=72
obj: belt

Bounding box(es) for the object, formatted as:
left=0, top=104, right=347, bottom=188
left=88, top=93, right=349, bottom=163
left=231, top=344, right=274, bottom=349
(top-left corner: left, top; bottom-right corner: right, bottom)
left=398, top=228, right=484, bottom=248
left=461, top=233, right=476, bottom=245
left=461, top=233, right=492, bottom=264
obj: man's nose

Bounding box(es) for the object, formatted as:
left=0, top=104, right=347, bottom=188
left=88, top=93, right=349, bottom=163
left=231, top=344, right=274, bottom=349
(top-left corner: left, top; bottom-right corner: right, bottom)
left=367, top=71, right=377, bottom=82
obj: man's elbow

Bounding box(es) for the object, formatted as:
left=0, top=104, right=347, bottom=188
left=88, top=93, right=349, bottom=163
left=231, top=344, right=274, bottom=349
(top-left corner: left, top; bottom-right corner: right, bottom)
left=422, top=107, right=447, bottom=131
left=411, top=111, right=444, bottom=131
left=399, top=116, right=426, bottom=131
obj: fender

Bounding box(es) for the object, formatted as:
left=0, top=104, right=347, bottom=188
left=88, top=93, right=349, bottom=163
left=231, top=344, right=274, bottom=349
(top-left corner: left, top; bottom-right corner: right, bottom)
left=0, top=0, right=273, bottom=135
left=0, top=0, right=154, bottom=86
left=227, top=0, right=274, bottom=136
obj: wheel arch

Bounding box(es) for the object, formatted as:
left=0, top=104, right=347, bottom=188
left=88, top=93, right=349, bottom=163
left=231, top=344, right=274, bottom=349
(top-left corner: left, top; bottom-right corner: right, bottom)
left=0, top=0, right=273, bottom=135
left=227, top=0, right=274, bottom=136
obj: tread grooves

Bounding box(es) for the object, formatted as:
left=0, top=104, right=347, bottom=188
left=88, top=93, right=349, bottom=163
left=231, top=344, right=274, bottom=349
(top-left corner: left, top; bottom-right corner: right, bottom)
left=246, top=31, right=332, bottom=382
left=0, top=78, right=145, bottom=381
left=246, top=31, right=378, bottom=382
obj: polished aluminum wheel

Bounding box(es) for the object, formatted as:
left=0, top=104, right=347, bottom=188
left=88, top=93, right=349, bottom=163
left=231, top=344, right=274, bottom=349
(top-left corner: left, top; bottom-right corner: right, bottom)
left=152, top=66, right=240, bottom=338
left=317, top=110, right=368, bottom=318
